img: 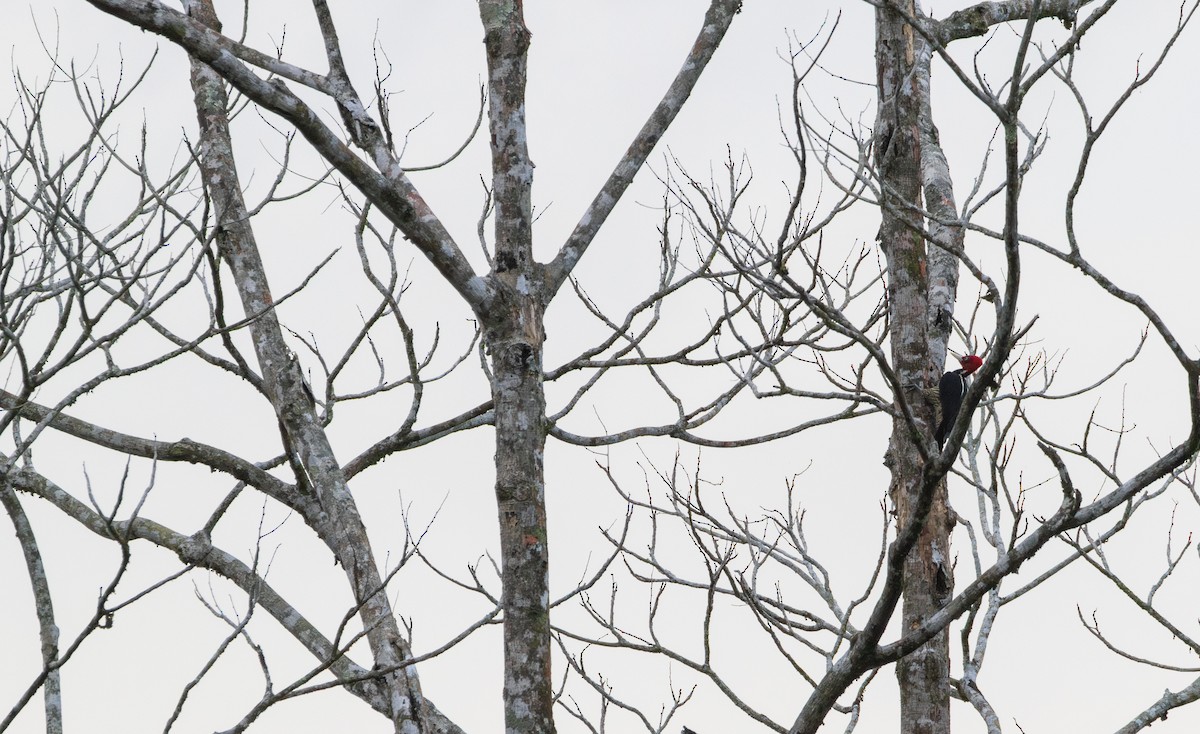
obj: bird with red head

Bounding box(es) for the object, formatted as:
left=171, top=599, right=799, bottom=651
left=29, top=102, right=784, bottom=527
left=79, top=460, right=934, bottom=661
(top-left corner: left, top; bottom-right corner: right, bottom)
left=959, top=354, right=983, bottom=375
left=937, top=354, right=985, bottom=448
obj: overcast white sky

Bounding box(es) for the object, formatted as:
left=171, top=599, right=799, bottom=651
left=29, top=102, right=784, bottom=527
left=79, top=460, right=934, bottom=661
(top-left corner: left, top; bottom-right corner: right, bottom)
left=3, top=1, right=1200, bottom=733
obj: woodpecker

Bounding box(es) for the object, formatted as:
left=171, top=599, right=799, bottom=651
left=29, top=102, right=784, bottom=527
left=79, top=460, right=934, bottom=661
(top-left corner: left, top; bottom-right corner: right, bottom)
left=936, top=354, right=983, bottom=448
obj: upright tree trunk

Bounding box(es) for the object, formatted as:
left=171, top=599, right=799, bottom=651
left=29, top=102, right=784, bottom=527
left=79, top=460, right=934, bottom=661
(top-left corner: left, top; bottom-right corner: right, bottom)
left=478, top=2, right=555, bottom=732
left=875, top=2, right=953, bottom=733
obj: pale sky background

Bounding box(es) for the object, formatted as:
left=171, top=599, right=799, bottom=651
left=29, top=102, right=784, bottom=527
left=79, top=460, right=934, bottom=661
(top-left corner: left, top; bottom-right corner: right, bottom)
left=2, top=1, right=1200, bottom=733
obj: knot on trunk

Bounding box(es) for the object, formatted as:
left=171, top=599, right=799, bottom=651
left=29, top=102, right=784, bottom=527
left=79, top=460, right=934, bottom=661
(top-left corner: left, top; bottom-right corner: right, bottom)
left=494, top=251, right=520, bottom=272
left=482, top=8, right=532, bottom=56
left=501, top=342, right=537, bottom=374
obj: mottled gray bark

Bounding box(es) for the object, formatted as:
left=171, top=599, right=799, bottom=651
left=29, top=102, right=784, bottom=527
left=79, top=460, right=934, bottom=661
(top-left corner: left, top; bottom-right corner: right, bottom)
left=1113, top=675, right=1200, bottom=734
left=0, top=485, right=62, bottom=734
left=475, top=3, right=740, bottom=729
left=875, top=3, right=953, bottom=732
left=931, top=0, right=1087, bottom=45
left=917, top=41, right=961, bottom=374
left=476, top=2, right=553, bottom=731
left=785, top=4, right=958, bottom=730
left=182, top=2, right=433, bottom=731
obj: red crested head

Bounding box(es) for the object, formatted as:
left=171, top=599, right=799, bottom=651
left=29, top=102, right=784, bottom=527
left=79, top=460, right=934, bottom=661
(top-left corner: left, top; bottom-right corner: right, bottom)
left=959, top=355, right=983, bottom=375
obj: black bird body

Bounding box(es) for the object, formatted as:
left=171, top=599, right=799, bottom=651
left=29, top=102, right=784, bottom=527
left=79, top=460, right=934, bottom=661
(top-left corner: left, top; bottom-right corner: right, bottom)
left=936, top=354, right=983, bottom=448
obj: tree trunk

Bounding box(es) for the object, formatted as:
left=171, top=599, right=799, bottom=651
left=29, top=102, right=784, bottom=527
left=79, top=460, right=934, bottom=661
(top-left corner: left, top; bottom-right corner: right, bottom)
left=874, top=2, right=953, bottom=733
left=488, top=305, right=552, bottom=734
left=478, top=2, right=555, bottom=732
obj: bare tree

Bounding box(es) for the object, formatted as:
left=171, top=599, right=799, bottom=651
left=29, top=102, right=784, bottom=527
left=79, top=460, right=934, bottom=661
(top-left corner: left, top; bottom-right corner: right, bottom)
left=553, top=2, right=1200, bottom=734
left=3, top=1, right=792, bottom=732
left=3, top=2, right=1199, bottom=734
